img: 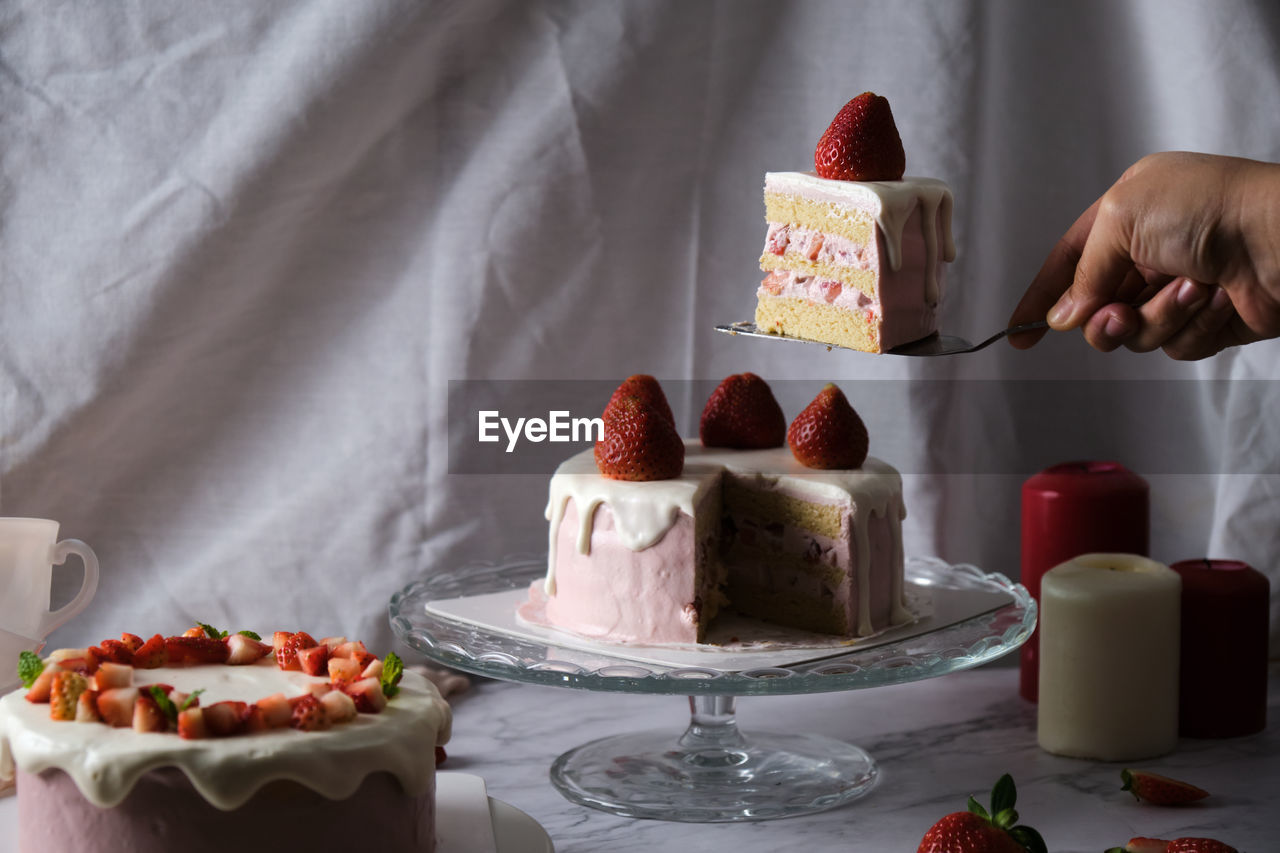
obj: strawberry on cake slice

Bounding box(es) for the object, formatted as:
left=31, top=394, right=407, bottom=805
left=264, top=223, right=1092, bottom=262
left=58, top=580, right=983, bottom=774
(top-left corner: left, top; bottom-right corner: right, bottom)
left=526, top=374, right=913, bottom=646
left=755, top=92, right=956, bottom=353
left=0, top=624, right=451, bottom=853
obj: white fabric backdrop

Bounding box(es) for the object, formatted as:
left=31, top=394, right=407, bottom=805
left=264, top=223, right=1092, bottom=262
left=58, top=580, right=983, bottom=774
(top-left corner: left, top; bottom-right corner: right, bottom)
left=2, top=0, right=1277, bottom=654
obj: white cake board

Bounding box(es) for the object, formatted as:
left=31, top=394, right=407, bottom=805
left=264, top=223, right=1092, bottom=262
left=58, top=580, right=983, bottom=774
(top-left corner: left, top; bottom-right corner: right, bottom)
left=425, top=581, right=1011, bottom=672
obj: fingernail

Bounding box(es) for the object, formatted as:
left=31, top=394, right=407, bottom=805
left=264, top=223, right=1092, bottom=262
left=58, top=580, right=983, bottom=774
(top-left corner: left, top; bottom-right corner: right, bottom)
left=1048, top=297, right=1073, bottom=327
left=1176, top=279, right=1205, bottom=308
left=1209, top=287, right=1231, bottom=310
left=1103, top=315, right=1131, bottom=339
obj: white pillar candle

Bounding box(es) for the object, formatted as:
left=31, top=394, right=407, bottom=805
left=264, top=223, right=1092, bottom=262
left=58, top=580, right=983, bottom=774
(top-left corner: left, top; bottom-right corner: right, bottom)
left=1037, top=553, right=1181, bottom=761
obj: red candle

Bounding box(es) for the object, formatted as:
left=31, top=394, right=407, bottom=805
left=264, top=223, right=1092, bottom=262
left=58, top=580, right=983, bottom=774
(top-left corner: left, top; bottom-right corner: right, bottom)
left=1020, top=461, right=1149, bottom=702
left=1169, top=559, right=1269, bottom=738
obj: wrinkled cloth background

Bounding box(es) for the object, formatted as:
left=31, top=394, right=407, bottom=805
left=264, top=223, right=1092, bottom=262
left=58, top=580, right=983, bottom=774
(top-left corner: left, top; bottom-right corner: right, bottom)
left=2, top=0, right=1278, bottom=654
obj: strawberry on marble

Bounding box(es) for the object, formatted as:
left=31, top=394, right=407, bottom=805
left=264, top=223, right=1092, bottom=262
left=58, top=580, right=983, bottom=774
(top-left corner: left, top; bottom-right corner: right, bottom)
left=917, top=774, right=1046, bottom=853
left=1121, top=769, right=1211, bottom=806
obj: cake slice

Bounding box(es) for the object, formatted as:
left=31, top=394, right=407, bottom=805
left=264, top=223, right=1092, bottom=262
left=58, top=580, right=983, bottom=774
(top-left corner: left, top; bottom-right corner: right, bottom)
left=754, top=93, right=956, bottom=353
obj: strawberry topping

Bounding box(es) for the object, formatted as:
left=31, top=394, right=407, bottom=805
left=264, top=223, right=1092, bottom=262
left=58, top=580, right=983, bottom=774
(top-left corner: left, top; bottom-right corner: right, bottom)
left=814, top=92, right=906, bottom=182
left=594, top=395, right=684, bottom=481
left=787, top=384, right=869, bottom=469
left=699, top=373, right=787, bottom=450
left=606, top=375, right=675, bottom=427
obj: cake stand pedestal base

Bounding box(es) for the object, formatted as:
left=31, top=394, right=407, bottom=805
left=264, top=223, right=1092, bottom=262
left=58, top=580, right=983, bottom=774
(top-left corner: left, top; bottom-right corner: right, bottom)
left=548, top=695, right=879, bottom=822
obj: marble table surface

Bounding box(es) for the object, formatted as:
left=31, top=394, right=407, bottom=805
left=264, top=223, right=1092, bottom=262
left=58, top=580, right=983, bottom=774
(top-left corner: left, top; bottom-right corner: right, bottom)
left=0, top=662, right=1274, bottom=851
left=443, top=662, right=1278, bottom=852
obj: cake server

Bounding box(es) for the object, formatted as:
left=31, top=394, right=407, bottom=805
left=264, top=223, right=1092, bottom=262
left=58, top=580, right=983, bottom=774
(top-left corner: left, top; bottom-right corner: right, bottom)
left=713, top=320, right=1050, bottom=356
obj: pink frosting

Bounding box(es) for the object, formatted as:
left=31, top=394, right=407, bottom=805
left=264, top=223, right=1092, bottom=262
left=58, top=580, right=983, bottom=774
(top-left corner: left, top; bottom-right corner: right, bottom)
left=16, top=767, right=435, bottom=853
left=541, top=500, right=705, bottom=644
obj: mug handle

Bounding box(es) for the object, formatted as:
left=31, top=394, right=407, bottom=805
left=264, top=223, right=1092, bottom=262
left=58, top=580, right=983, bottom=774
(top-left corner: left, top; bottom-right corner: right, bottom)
left=41, top=538, right=100, bottom=638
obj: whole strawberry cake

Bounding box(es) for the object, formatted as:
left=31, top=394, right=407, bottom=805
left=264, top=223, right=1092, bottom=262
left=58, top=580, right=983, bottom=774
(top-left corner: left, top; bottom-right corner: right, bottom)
left=526, top=375, right=912, bottom=645
left=755, top=92, right=956, bottom=353
left=0, top=626, right=451, bottom=853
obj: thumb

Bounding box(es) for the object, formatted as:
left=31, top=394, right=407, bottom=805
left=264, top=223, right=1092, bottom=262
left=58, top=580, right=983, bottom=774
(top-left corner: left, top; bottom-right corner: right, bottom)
left=1047, top=196, right=1139, bottom=331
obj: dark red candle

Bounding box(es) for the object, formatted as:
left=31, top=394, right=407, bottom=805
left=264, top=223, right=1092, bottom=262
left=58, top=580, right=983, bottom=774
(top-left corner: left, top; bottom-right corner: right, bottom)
left=1020, top=461, right=1149, bottom=702
left=1170, top=559, right=1269, bottom=738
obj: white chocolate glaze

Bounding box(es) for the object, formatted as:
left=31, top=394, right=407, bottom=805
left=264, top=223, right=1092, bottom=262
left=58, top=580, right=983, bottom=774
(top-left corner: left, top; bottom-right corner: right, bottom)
left=0, top=660, right=451, bottom=809
left=764, top=172, right=955, bottom=306
left=544, top=441, right=910, bottom=636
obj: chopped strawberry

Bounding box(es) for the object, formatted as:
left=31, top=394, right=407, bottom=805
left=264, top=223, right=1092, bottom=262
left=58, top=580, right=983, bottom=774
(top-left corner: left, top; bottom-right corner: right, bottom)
left=331, top=641, right=375, bottom=670
left=289, top=694, right=329, bottom=731
left=360, top=658, right=384, bottom=681
left=319, top=636, right=348, bottom=650
left=95, top=639, right=135, bottom=665
left=97, top=687, right=140, bottom=727
left=760, top=270, right=788, bottom=295
left=917, top=774, right=1044, bottom=853
left=319, top=689, right=357, bottom=724
left=254, top=693, right=293, bottom=729
left=181, top=626, right=208, bottom=638
left=344, top=677, right=388, bottom=714
left=1166, top=840, right=1237, bottom=853
left=132, top=634, right=169, bottom=669
left=814, top=92, right=905, bottom=182
left=177, top=707, right=208, bottom=740
left=275, top=631, right=319, bottom=671
left=272, top=631, right=293, bottom=652
left=243, top=705, right=268, bottom=733
left=50, top=671, right=89, bottom=721
left=24, top=668, right=55, bottom=704
left=132, top=694, right=168, bottom=732
left=594, top=396, right=684, bottom=481
left=328, top=657, right=362, bottom=685
left=1114, top=840, right=1173, bottom=853
left=699, top=373, right=787, bottom=450
left=75, top=689, right=102, bottom=723
left=119, top=633, right=145, bottom=651
left=50, top=647, right=99, bottom=675
left=225, top=633, right=272, bottom=665
left=202, top=701, right=251, bottom=737
left=1121, top=769, right=1210, bottom=806
left=296, top=644, right=330, bottom=677
left=165, top=636, right=230, bottom=665
left=787, top=384, right=869, bottom=469
left=93, top=662, right=134, bottom=691
left=605, top=375, right=675, bottom=427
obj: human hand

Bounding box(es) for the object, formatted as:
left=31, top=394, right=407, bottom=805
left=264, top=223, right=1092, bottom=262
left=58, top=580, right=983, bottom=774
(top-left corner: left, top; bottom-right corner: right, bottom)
left=1009, top=152, right=1280, bottom=359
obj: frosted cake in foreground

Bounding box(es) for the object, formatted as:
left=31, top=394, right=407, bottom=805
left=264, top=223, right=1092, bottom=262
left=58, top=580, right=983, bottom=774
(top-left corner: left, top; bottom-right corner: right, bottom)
left=528, top=375, right=912, bottom=645
left=754, top=92, right=955, bottom=353
left=1, top=627, right=451, bottom=853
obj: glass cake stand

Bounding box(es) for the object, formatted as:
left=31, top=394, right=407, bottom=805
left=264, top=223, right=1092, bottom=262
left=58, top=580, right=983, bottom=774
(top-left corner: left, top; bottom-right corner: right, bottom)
left=389, top=555, right=1034, bottom=823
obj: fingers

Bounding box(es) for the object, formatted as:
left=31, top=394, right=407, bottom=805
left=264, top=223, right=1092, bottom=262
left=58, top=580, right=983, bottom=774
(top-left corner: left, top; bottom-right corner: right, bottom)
left=1159, top=287, right=1242, bottom=360
left=1120, top=278, right=1212, bottom=352
left=1081, top=303, right=1141, bottom=352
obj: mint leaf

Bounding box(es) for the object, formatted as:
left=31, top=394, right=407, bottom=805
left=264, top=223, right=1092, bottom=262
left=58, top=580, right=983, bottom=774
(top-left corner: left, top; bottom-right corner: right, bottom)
left=179, top=689, right=204, bottom=712
left=149, top=686, right=179, bottom=723
left=198, top=622, right=228, bottom=639
left=236, top=630, right=261, bottom=641
left=18, top=651, right=44, bottom=688
left=381, top=651, right=404, bottom=700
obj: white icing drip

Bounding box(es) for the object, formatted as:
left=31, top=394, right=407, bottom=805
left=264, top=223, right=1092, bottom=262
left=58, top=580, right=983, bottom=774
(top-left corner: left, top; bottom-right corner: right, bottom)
left=544, top=441, right=908, bottom=637
left=0, top=661, right=451, bottom=809
left=889, top=494, right=912, bottom=623
left=764, top=172, right=955, bottom=307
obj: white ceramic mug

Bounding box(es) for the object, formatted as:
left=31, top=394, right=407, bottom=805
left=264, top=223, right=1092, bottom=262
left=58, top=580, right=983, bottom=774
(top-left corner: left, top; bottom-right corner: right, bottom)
left=0, top=518, right=99, bottom=641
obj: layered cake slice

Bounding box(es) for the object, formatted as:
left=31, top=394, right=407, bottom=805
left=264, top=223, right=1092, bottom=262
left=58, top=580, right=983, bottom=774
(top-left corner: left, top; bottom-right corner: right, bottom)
left=754, top=92, right=955, bottom=353
left=528, top=375, right=913, bottom=645
left=1, top=626, right=451, bottom=853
